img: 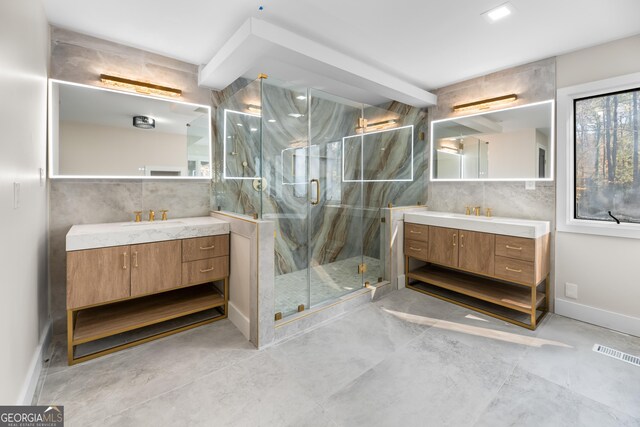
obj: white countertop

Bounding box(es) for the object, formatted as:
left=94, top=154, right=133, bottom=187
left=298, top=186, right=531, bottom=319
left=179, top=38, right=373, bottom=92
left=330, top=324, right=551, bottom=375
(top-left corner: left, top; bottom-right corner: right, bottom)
left=66, top=216, right=230, bottom=251
left=404, top=211, right=550, bottom=239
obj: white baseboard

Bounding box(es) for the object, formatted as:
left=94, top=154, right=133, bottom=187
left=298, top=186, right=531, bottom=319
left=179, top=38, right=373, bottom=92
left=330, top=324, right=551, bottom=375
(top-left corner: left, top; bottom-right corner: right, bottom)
left=228, top=301, right=250, bottom=340
left=17, top=321, right=52, bottom=405
left=555, top=298, right=640, bottom=338
left=397, top=274, right=406, bottom=290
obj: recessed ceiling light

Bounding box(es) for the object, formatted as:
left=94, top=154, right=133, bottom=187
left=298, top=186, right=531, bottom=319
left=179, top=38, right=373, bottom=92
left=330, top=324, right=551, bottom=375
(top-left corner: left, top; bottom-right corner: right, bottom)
left=288, top=113, right=304, bottom=118
left=250, top=128, right=258, bottom=132
left=237, top=123, right=243, bottom=126
left=268, top=119, right=277, bottom=123
left=483, top=3, right=513, bottom=22
left=296, top=95, right=307, bottom=100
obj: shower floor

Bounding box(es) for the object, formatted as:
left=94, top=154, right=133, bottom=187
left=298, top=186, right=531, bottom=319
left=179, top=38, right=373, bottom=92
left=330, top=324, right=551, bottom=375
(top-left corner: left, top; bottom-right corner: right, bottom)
left=275, top=256, right=382, bottom=317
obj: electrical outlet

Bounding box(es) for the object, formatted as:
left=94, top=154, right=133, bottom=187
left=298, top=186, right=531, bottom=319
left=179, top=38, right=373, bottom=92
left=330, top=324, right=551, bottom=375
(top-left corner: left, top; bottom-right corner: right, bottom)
left=565, top=282, right=578, bottom=299
left=525, top=181, right=536, bottom=190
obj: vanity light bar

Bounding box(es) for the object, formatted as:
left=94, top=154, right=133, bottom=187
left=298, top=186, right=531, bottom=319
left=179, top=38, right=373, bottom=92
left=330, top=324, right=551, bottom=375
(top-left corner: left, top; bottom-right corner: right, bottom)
left=452, top=94, right=517, bottom=112
left=99, top=74, right=182, bottom=97
left=356, top=119, right=398, bottom=133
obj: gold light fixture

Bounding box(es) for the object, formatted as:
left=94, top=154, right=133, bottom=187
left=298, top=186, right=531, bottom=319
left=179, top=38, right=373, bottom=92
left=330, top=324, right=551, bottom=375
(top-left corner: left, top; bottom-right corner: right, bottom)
left=356, top=118, right=398, bottom=133
left=246, top=104, right=262, bottom=114
left=99, top=74, right=182, bottom=97
left=452, top=94, right=517, bottom=112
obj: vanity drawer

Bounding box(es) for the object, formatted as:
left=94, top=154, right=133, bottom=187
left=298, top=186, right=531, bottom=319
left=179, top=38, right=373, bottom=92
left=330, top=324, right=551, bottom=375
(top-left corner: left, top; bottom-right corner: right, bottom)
left=494, top=256, right=534, bottom=285
left=182, top=234, right=229, bottom=262
left=405, top=239, right=429, bottom=260
left=405, top=223, right=429, bottom=242
left=495, top=235, right=535, bottom=262
left=182, top=256, right=229, bottom=286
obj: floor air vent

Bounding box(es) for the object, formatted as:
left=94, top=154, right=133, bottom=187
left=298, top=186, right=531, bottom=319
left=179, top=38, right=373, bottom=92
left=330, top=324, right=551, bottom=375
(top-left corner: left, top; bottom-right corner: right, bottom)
left=593, top=344, right=640, bottom=367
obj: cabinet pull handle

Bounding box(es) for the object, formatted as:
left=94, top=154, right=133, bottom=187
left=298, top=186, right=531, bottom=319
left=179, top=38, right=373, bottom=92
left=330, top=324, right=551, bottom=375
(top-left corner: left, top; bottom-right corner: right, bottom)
left=199, top=267, right=215, bottom=273
left=505, top=245, right=522, bottom=250
left=452, top=233, right=457, bottom=246
left=505, top=266, right=522, bottom=273
left=133, top=251, right=138, bottom=268
left=122, top=252, right=127, bottom=269
left=460, top=234, right=464, bottom=248
left=409, top=247, right=422, bottom=251
left=200, top=245, right=215, bottom=250
left=409, top=230, right=421, bottom=234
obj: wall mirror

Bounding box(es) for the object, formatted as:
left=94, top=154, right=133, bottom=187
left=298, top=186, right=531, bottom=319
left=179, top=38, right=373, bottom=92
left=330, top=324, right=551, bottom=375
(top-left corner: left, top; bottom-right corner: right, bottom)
left=430, top=100, right=554, bottom=181
left=49, top=80, right=212, bottom=179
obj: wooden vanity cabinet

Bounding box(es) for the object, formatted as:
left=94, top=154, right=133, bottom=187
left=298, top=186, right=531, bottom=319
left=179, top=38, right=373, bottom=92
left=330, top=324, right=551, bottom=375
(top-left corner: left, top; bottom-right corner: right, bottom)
left=130, top=240, right=182, bottom=297
left=66, top=233, right=229, bottom=365
left=404, top=221, right=550, bottom=330
left=67, top=245, right=131, bottom=309
left=428, top=227, right=458, bottom=268
left=458, top=230, right=495, bottom=276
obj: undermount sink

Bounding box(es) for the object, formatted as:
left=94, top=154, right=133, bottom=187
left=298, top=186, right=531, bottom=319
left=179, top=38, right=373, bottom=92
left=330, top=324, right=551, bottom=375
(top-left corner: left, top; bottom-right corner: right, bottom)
left=121, top=220, right=185, bottom=227
left=404, top=210, right=549, bottom=238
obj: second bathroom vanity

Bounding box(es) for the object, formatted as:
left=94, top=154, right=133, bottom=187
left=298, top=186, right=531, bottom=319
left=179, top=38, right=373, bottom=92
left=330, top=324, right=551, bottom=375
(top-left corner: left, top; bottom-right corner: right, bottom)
left=65, top=216, right=230, bottom=365
left=404, top=211, right=550, bottom=329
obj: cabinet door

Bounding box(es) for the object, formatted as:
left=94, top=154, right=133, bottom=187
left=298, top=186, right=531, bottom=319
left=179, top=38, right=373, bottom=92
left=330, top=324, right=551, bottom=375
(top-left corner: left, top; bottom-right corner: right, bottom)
left=428, top=226, right=459, bottom=268
left=458, top=230, right=495, bottom=276
left=130, top=240, right=182, bottom=297
left=67, top=245, right=131, bottom=309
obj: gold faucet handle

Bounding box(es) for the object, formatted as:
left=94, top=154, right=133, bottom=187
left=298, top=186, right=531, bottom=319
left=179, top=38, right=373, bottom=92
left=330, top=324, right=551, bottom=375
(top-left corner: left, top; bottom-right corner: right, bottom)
left=133, top=211, right=142, bottom=222
left=465, top=206, right=471, bottom=215
left=160, top=209, right=169, bottom=221
left=486, top=208, right=492, bottom=217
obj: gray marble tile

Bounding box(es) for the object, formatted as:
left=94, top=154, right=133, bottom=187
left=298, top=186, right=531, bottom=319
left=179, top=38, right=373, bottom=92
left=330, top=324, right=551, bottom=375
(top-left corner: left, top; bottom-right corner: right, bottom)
left=518, top=314, right=640, bottom=419
left=96, top=351, right=318, bottom=427
left=322, top=328, right=515, bottom=427
left=374, top=287, right=467, bottom=326
left=474, top=368, right=640, bottom=427
left=269, top=302, right=429, bottom=401
left=38, top=320, right=256, bottom=425
left=141, top=181, right=211, bottom=219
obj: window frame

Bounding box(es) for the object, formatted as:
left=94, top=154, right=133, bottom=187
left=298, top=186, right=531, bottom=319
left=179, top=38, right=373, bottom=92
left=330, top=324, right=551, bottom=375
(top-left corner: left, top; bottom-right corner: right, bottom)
left=557, top=71, right=640, bottom=239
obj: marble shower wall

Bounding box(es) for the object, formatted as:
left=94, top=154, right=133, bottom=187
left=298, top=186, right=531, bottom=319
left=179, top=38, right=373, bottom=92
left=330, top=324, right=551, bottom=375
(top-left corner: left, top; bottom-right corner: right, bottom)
left=427, top=57, right=556, bottom=223
left=48, top=28, right=213, bottom=333
left=212, top=79, right=428, bottom=279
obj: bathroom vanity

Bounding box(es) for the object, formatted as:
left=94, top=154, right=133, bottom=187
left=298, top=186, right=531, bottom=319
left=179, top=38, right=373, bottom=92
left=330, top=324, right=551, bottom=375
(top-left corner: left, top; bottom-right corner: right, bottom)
left=65, top=216, right=230, bottom=365
left=403, top=211, right=550, bottom=329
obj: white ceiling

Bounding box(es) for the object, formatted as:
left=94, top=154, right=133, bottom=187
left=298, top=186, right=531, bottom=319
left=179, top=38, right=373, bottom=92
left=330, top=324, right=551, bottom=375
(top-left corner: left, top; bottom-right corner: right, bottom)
left=43, top=0, right=640, bottom=95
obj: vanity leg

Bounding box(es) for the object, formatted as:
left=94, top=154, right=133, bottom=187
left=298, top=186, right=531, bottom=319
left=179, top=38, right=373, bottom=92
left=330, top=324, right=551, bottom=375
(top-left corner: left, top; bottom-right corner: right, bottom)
left=224, top=276, right=229, bottom=317
left=530, top=284, right=537, bottom=329
left=67, top=310, right=75, bottom=365
left=545, top=274, right=550, bottom=312
left=404, top=256, right=409, bottom=287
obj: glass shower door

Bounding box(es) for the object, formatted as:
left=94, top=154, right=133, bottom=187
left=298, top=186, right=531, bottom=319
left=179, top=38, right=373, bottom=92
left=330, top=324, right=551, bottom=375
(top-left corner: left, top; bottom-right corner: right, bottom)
left=308, top=89, right=365, bottom=308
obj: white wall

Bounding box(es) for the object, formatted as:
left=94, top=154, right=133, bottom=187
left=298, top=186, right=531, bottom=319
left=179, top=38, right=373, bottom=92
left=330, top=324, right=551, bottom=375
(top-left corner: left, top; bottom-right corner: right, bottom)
left=0, top=0, right=50, bottom=404
left=59, top=121, right=188, bottom=176
left=483, top=128, right=537, bottom=178
left=555, top=34, right=640, bottom=336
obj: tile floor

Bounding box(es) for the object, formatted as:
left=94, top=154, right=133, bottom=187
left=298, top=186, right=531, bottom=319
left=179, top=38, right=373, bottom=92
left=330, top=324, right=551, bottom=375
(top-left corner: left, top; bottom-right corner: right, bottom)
left=37, top=289, right=640, bottom=426
left=275, top=255, right=382, bottom=316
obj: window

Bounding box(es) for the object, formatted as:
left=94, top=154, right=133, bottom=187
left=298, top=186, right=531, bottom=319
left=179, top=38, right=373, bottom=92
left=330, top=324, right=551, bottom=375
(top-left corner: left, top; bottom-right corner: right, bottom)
left=557, top=72, right=640, bottom=239
left=574, top=88, right=640, bottom=224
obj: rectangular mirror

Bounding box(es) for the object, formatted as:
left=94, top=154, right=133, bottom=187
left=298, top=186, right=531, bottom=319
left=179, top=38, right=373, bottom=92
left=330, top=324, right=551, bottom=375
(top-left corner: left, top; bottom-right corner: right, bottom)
left=431, top=100, right=554, bottom=181
left=49, top=80, right=212, bottom=179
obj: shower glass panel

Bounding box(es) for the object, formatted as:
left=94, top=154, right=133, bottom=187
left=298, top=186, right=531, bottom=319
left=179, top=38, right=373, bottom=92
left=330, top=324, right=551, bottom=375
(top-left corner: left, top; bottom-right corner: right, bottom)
left=215, top=78, right=262, bottom=216
left=308, top=89, right=365, bottom=308
left=214, top=77, right=423, bottom=320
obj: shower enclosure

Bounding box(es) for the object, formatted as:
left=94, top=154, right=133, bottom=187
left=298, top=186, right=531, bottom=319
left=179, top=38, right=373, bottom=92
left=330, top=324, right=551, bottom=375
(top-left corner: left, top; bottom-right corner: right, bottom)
left=214, top=77, right=424, bottom=319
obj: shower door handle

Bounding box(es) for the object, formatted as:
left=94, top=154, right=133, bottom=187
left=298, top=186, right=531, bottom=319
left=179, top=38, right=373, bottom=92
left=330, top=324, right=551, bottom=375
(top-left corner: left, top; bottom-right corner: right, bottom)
left=310, top=179, right=320, bottom=205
